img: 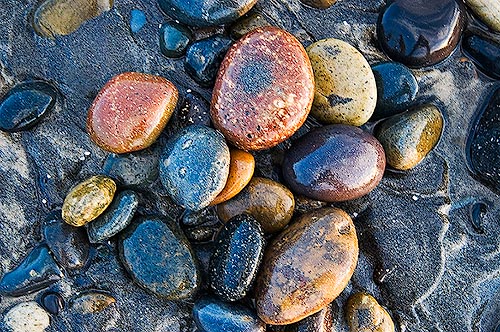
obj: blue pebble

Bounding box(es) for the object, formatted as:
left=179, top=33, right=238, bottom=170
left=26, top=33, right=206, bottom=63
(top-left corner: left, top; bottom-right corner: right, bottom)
left=159, top=21, right=193, bottom=58
left=462, top=31, right=500, bottom=80
left=130, top=9, right=146, bottom=33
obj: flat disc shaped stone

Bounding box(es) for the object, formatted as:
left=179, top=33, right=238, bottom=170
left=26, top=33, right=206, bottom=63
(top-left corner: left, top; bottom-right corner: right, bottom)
left=87, top=72, right=178, bottom=154
left=377, top=0, right=466, bottom=68
left=211, top=26, right=315, bottom=151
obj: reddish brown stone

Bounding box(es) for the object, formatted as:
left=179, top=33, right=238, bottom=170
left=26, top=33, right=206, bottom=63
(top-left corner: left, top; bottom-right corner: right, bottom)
left=87, top=72, right=178, bottom=154
left=211, top=27, right=314, bottom=151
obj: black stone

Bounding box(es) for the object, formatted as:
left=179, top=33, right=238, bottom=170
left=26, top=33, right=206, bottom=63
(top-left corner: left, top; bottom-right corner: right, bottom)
left=159, top=21, right=193, bottom=58
left=0, top=81, right=57, bottom=132
left=184, top=225, right=217, bottom=242
left=209, top=214, right=265, bottom=301
left=177, top=90, right=211, bottom=127
left=181, top=207, right=219, bottom=227
left=40, top=291, right=65, bottom=315
left=462, top=31, right=500, bottom=79
left=184, top=35, right=233, bottom=87
left=0, top=245, right=62, bottom=296
left=377, top=0, right=466, bottom=68
left=43, top=210, right=90, bottom=270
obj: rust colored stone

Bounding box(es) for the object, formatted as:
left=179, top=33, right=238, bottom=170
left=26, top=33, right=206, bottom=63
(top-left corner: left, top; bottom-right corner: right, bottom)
left=87, top=72, right=178, bottom=154
left=211, top=27, right=314, bottom=151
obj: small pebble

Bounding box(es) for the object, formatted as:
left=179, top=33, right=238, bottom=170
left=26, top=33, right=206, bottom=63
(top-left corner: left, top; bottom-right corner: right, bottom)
left=346, top=292, right=395, bottom=332
left=462, top=31, right=500, bottom=79
left=130, top=9, right=146, bottom=33
left=3, top=302, right=50, bottom=332
left=181, top=207, right=220, bottom=227
left=300, top=0, right=337, bottom=9
left=288, top=304, right=334, bottom=332
left=40, top=292, right=65, bottom=315
left=229, top=13, right=273, bottom=39
left=176, top=90, right=211, bottom=127
left=70, top=291, right=116, bottom=314
left=159, top=21, right=193, bottom=58
left=464, top=0, right=500, bottom=32
left=102, top=148, right=159, bottom=188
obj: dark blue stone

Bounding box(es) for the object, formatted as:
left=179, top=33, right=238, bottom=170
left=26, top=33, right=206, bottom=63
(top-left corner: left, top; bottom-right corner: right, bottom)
left=209, top=214, right=265, bottom=301
left=159, top=21, right=193, bottom=58
left=371, top=62, right=418, bottom=120
left=184, top=35, right=233, bottom=87
left=177, top=90, right=211, bottom=127
left=181, top=207, right=219, bottom=227
left=0, top=81, right=57, bottom=132
left=462, top=32, right=500, bottom=80
left=40, top=291, right=65, bottom=315
left=0, top=245, right=62, bottom=296
left=118, top=216, right=200, bottom=299
left=130, top=9, right=146, bottom=33
left=43, top=210, right=90, bottom=270
left=87, top=190, right=139, bottom=243
left=193, top=297, right=265, bottom=332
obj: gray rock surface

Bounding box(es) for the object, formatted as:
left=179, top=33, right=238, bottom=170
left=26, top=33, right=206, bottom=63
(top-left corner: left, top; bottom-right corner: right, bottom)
left=0, top=0, right=499, bottom=331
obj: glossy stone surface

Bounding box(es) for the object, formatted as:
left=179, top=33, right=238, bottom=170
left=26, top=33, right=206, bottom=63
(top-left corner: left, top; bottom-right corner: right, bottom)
left=229, top=13, right=273, bottom=39
left=211, top=27, right=314, bottom=151
left=62, top=175, right=116, bottom=227
left=462, top=32, right=500, bottom=79
left=375, top=104, right=443, bottom=171
left=255, top=208, right=358, bottom=324
left=43, top=210, right=90, bottom=270
left=3, top=302, right=50, bottom=332
left=211, top=149, right=255, bottom=206
left=130, top=9, right=146, bottom=33
left=193, top=297, right=266, bottom=332
left=176, top=90, right=211, bottom=127
left=371, top=62, right=418, bottom=120
left=377, top=0, right=466, bottom=68
left=209, top=214, right=265, bottom=301
left=464, top=0, right=500, bottom=32
left=184, top=35, right=233, bottom=87
left=300, top=0, right=337, bottom=8
left=346, top=293, right=395, bottom=332
left=33, top=0, right=113, bottom=38
left=102, top=148, right=159, bottom=188
left=0, top=81, right=57, bottom=133
left=159, top=21, right=193, bottom=58
left=181, top=207, right=220, bottom=227
left=118, top=216, right=200, bottom=299
left=70, top=291, right=116, bottom=314
left=159, top=125, right=230, bottom=211
left=288, top=304, right=333, bottom=332
left=283, top=125, right=386, bottom=202
left=87, top=190, right=139, bottom=243
left=87, top=72, right=178, bottom=154
left=158, top=0, right=258, bottom=27
left=217, top=177, right=295, bottom=233
left=0, top=245, right=62, bottom=296
left=40, top=292, right=65, bottom=315
left=307, top=38, right=376, bottom=126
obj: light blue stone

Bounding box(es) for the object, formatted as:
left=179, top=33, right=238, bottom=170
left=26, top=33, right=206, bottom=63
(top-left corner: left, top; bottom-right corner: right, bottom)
left=130, top=9, right=146, bottom=33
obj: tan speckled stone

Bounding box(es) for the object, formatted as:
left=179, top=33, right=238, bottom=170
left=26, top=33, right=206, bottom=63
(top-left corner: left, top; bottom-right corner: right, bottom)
left=346, top=293, right=395, bottom=332
left=464, top=0, right=500, bottom=33
left=307, top=39, right=377, bottom=126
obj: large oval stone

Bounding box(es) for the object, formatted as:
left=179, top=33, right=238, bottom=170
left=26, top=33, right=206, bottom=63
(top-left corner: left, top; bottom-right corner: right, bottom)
left=118, top=216, right=200, bottom=299
left=211, top=27, right=314, bottom=151
left=255, top=207, right=358, bottom=325
left=464, top=0, right=500, bottom=33
left=158, top=0, right=258, bottom=27
left=283, top=125, right=386, bottom=202
left=377, top=0, right=466, bottom=68
left=159, top=125, right=230, bottom=211
left=87, top=72, right=178, bottom=154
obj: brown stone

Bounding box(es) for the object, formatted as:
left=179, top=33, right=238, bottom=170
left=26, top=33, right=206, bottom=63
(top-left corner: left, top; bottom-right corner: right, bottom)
left=346, top=292, right=395, bottom=332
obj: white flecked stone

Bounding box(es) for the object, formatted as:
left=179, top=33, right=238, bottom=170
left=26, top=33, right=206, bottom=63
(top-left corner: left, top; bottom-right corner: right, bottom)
left=4, top=302, right=50, bottom=332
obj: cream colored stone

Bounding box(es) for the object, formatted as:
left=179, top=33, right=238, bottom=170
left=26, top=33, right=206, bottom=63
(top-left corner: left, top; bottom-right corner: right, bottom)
left=4, top=302, right=50, bottom=332
left=465, top=0, right=500, bottom=32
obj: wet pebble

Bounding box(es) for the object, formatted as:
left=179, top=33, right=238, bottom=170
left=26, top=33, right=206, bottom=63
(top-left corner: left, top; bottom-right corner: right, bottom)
left=87, top=72, right=178, bottom=154
left=230, top=13, right=273, bottom=39
left=300, top=0, right=337, bottom=8
left=70, top=291, right=116, bottom=314
left=87, top=190, right=139, bottom=243
left=217, top=177, right=295, bottom=233
left=184, top=35, right=233, bottom=87
left=118, top=216, right=200, bottom=299
left=159, top=21, right=193, bottom=58
left=40, top=292, right=65, bottom=315
left=0, top=81, right=57, bottom=133
left=181, top=207, right=220, bottom=227
left=62, top=175, right=116, bottom=227
left=211, top=27, right=314, bottom=151
left=375, top=104, right=443, bottom=171
left=464, top=0, right=500, bottom=32
left=130, top=9, right=146, bottom=33
left=184, top=226, right=217, bottom=242
left=255, top=208, right=358, bottom=324
left=288, top=304, right=334, bottom=332
left=159, top=125, right=230, bottom=211
left=346, top=292, right=395, bottom=332
left=3, top=302, right=50, bottom=332
left=462, top=32, right=500, bottom=79
left=283, top=125, right=386, bottom=202
left=209, top=214, right=265, bottom=301
left=176, top=90, right=211, bottom=127
left=193, top=297, right=265, bottom=332
left=102, top=148, right=159, bottom=188
left=0, top=245, right=62, bottom=297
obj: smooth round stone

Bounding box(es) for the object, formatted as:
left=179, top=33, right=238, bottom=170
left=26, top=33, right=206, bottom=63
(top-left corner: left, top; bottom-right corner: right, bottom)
left=118, top=216, right=200, bottom=299
left=209, top=214, right=265, bottom=301
left=375, top=104, right=443, bottom=171
left=255, top=208, right=359, bottom=325
left=211, top=27, right=314, bottom=151
left=159, top=21, right=193, bottom=58
left=102, top=148, right=159, bottom=188
left=283, top=125, right=386, bottom=202
left=87, top=72, right=178, bottom=154
left=0, top=81, right=57, bottom=132
left=62, top=175, right=116, bottom=227
left=462, top=32, right=500, bottom=79
left=288, top=304, right=333, bottom=332
left=176, top=90, right=211, bottom=127
left=306, top=38, right=376, bottom=126
left=70, top=291, right=116, bottom=314
left=217, top=177, right=295, bottom=233
left=3, top=302, right=50, bottom=332
left=158, top=0, right=258, bottom=27
left=184, top=35, right=233, bottom=87
left=193, top=297, right=265, bottom=332
left=0, top=245, right=62, bottom=297
left=40, top=292, right=65, bottom=315
left=159, top=125, right=230, bottom=211
left=377, top=0, right=466, bottom=68
left=87, top=190, right=139, bottom=243
left=130, top=9, right=146, bottom=33
left=229, top=13, right=273, bottom=39
left=43, top=210, right=90, bottom=270
left=371, top=62, right=418, bottom=120
left=300, top=0, right=337, bottom=9
left=346, top=293, right=395, bottom=332
left=464, top=0, right=500, bottom=32
left=210, top=149, right=255, bottom=206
